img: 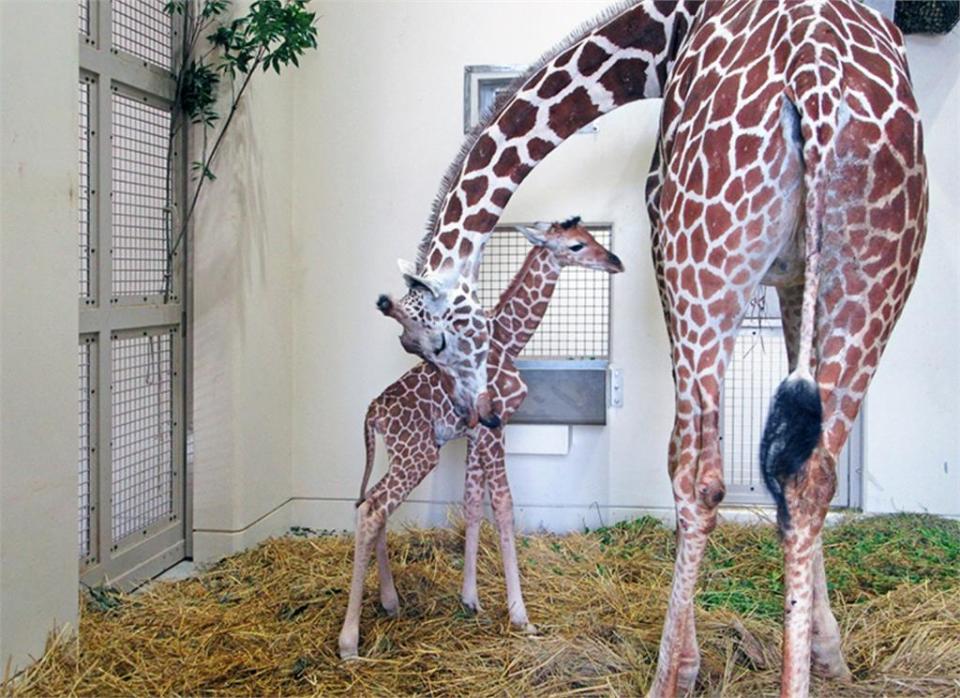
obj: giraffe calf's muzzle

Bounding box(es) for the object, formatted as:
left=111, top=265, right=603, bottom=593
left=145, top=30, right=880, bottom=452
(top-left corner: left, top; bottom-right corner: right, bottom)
left=376, top=294, right=393, bottom=315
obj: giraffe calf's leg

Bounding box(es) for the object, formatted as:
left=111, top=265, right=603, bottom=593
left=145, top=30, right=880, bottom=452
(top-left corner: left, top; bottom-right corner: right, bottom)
left=375, top=526, right=399, bottom=616
left=461, top=462, right=485, bottom=614
left=487, top=466, right=535, bottom=634
left=339, top=500, right=385, bottom=659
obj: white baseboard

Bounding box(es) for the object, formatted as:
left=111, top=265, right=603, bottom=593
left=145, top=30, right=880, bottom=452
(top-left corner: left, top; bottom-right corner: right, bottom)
left=190, top=497, right=881, bottom=567
left=192, top=499, right=293, bottom=563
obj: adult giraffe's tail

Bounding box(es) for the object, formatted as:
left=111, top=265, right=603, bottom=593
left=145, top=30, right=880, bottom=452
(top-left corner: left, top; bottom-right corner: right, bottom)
left=760, top=32, right=844, bottom=533
left=356, top=404, right=378, bottom=507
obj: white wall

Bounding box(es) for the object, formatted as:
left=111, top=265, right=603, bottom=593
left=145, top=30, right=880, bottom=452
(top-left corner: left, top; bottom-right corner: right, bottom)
left=288, top=0, right=960, bottom=531
left=0, top=0, right=79, bottom=672
left=191, top=6, right=297, bottom=561
left=862, top=29, right=960, bottom=515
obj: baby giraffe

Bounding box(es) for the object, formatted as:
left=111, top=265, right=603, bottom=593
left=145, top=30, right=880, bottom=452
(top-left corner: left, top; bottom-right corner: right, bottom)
left=339, top=218, right=623, bottom=659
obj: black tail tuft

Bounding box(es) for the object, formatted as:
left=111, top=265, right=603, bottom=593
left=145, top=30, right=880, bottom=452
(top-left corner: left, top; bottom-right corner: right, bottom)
left=759, top=375, right=822, bottom=534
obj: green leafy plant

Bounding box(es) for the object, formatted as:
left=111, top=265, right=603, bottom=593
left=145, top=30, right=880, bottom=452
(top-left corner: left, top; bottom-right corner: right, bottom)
left=162, top=0, right=318, bottom=298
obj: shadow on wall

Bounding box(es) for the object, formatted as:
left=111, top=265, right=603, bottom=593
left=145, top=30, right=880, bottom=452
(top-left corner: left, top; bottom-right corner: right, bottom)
left=192, top=96, right=274, bottom=533
left=194, top=99, right=270, bottom=325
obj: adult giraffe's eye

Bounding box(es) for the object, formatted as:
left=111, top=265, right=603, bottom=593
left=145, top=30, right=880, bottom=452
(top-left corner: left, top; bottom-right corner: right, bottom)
left=569, top=243, right=585, bottom=252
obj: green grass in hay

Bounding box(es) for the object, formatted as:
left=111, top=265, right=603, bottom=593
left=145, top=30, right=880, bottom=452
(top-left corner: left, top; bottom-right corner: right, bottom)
left=589, top=512, right=960, bottom=621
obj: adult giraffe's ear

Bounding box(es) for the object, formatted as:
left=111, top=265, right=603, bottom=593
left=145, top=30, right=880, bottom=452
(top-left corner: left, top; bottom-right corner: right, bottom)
left=397, top=259, right=442, bottom=299
left=515, top=221, right=552, bottom=247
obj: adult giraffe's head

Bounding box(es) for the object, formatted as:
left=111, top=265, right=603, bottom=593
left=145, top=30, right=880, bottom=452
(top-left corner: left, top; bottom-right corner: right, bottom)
left=377, top=217, right=623, bottom=427
left=377, top=262, right=496, bottom=429
left=376, top=1, right=696, bottom=427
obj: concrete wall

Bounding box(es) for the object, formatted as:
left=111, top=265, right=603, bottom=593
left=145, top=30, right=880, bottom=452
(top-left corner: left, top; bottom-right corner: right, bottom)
left=288, top=0, right=960, bottom=532
left=0, top=0, right=79, bottom=673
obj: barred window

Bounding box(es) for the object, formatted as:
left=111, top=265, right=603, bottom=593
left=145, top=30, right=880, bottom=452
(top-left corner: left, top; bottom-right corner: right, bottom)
left=477, top=224, right=612, bottom=360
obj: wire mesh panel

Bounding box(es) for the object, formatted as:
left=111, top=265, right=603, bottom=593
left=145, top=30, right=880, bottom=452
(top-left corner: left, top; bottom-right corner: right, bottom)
left=81, top=0, right=186, bottom=586
left=111, top=92, right=170, bottom=299
left=79, top=80, right=92, bottom=300
left=721, top=323, right=789, bottom=496
left=111, top=330, right=175, bottom=544
left=111, top=0, right=172, bottom=70
left=478, top=225, right=612, bottom=359
left=79, top=339, right=94, bottom=561
left=78, top=0, right=90, bottom=36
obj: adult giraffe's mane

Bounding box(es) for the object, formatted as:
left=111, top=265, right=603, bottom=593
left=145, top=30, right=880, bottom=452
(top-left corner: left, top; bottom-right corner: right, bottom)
left=415, top=0, right=644, bottom=274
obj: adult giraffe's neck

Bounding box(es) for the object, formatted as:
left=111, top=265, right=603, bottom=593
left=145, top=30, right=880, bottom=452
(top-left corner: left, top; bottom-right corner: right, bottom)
left=418, top=0, right=700, bottom=282
left=490, top=246, right=562, bottom=359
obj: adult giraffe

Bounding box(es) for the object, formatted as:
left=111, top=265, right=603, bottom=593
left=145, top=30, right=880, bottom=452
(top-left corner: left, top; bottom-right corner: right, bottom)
left=377, top=2, right=927, bottom=695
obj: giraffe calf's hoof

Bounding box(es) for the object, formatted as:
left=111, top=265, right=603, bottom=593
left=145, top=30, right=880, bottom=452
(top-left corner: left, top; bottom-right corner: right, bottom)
left=516, top=621, right=539, bottom=636
left=460, top=599, right=482, bottom=615
left=338, top=643, right=359, bottom=661
left=379, top=591, right=400, bottom=617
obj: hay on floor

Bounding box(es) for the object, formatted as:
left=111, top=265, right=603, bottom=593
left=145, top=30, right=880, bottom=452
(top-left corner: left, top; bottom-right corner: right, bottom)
left=5, top=514, right=960, bottom=696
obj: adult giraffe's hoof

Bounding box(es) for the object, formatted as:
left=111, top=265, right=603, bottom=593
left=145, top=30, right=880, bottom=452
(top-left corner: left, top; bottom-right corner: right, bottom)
left=812, top=636, right=852, bottom=681
left=812, top=655, right=853, bottom=682
left=677, top=656, right=700, bottom=694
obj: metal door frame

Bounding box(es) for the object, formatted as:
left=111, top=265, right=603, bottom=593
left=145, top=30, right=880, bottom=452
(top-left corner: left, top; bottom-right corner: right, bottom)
left=79, top=0, right=189, bottom=589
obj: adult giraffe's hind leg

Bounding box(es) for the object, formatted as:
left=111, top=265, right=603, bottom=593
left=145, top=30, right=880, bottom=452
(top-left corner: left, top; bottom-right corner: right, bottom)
left=649, top=178, right=802, bottom=696
left=650, top=405, right=727, bottom=697
left=776, top=284, right=850, bottom=682
left=810, top=543, right=850, bottom=680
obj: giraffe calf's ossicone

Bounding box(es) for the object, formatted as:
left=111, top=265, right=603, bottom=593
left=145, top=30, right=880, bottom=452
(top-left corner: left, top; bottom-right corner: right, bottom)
left=342, top=219, right=623, bottom=658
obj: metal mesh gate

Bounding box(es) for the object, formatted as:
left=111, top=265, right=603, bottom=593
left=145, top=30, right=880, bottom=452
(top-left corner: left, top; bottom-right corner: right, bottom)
left=111, top=93, right=171, bottom=299
left=78, top=0, right=187, bottom=588
left=720, top=288, right=862, bottom=507
left=477, top=224, right=612, bottom=360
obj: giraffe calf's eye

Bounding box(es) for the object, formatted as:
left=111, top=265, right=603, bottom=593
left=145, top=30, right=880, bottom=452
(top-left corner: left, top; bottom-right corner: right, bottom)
left=569, top=243, right=585, bottom=252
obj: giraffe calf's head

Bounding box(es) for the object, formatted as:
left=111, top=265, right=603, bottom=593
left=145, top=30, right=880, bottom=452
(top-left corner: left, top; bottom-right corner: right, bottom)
left=515, top=217, right=625, bottom=274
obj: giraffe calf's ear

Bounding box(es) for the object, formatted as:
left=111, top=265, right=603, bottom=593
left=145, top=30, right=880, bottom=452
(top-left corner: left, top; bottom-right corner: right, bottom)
left=515, top=224, right=550, bottom=246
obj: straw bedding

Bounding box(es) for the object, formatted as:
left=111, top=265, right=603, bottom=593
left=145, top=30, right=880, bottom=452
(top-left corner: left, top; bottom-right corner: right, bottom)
left=5, top=513, right=959, bottom=696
